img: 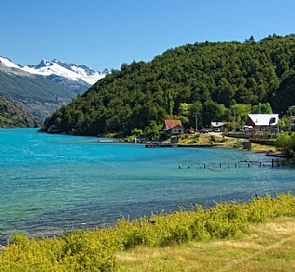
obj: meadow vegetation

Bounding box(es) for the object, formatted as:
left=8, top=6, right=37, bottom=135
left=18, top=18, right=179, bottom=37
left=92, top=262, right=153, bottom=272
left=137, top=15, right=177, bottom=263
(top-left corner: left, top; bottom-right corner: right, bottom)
left=118, top=217, right=295, bottom=271
left=1, top=194, right=295, bottom=271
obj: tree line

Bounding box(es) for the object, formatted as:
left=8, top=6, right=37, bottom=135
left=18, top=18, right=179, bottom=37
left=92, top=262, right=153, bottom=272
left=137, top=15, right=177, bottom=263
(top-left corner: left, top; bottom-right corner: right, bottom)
left=44, top=34, right=295, bottom=136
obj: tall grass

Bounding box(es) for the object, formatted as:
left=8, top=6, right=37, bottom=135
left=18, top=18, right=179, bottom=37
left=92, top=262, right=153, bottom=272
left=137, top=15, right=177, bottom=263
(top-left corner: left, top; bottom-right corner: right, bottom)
left=1, top=194, right=295, bottom=271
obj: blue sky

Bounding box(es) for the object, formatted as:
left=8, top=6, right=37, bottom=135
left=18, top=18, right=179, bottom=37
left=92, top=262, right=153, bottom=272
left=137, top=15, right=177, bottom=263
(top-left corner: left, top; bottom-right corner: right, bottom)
left=0, top=0, right=294, bottom=71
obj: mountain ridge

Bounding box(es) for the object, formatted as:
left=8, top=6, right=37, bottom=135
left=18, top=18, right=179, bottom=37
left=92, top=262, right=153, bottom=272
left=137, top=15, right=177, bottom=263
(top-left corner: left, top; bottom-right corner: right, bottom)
left=0, top=63, right=76, bottom=121
left=0, top=55, right=109, bottom=121
left=0, top=56, right=108, bottom=85
left=0, top=95, right=37, bottom=128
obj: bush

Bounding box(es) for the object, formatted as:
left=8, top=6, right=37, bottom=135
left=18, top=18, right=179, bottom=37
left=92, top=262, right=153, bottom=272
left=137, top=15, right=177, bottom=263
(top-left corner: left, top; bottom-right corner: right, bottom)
left=233, top=141, right=243, bottom=148
left=194, top=133, right=200, bottom=141
left=275, top=132, right=295, bottom=156
left=209, top=135, right=216, bottom=143
left=1, top=194, right=295, bottom=271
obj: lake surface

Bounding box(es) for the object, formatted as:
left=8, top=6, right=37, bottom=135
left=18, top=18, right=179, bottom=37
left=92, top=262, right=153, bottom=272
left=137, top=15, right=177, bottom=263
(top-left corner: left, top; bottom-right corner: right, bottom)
left=1, top=128, right=295, bottom=243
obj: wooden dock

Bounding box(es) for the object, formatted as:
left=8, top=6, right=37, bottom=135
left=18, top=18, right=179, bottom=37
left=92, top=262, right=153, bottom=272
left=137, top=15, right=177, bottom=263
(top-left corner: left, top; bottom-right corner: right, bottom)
left=98, top=139, right=121, bottom=143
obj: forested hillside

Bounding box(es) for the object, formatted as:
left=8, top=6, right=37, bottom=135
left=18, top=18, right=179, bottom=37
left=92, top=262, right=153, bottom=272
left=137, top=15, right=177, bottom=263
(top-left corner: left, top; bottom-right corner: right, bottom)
left=0, top=96, right=37, bottom=128
left=44, top=35, right=295, bottom=136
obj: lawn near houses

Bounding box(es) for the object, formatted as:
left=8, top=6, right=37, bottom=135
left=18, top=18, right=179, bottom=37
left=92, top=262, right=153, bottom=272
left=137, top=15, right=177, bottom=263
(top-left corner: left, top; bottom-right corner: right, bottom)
left=176, top=132, right=277, bottom=153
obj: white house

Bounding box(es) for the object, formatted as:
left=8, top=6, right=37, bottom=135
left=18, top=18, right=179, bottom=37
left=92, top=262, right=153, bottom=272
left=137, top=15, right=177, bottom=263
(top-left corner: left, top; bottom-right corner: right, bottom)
left=245, top=114, right=279, bottom=130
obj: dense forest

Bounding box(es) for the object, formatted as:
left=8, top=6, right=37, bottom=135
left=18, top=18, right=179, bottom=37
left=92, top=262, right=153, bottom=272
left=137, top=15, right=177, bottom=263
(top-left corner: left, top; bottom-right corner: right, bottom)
left=44, top=35, right=295, bottom=136
left=0, top=96, right=37, bottom=128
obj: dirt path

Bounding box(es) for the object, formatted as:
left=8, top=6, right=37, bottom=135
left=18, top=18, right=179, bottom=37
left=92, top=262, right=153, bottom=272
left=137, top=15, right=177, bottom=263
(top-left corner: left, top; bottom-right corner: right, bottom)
left=217, top=232, right=295, bottom=272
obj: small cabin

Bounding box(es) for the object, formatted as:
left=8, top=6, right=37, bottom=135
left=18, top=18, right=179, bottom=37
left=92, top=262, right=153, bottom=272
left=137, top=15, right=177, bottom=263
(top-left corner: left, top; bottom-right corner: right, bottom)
left=245, top=114, right=279, bottom=130
left=163, top=119, right=184, bottom=135
left=211, top=122, right=227, bottom=132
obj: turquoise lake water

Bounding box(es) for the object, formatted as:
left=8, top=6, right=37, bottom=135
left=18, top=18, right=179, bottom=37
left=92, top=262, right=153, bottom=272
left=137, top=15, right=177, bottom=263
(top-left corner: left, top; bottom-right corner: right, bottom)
left=1, top=128, right=295, bottom=243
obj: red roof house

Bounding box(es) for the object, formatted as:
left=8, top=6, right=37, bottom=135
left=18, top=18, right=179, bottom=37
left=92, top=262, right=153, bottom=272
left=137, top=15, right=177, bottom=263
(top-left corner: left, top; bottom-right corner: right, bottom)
left=163, top=119, right=184, bottom=135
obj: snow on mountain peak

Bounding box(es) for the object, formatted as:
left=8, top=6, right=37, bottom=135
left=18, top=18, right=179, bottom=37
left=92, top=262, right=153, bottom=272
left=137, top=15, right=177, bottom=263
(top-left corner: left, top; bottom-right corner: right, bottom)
left=0, top=56, right=20, bottom=69
left=0, top=55, right=107, bottom=85
left=42, top=59, right=52, bottom=66
left=23, top=59, right=106, bottom=85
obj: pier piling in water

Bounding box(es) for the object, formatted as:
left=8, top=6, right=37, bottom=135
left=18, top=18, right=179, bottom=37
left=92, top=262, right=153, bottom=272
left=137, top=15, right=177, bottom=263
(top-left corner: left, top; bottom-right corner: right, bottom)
left=178, top=159, right=286, bottom=170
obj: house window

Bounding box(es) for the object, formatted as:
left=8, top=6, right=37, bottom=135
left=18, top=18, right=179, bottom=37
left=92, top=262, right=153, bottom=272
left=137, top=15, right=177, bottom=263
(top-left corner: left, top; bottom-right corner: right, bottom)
left=269, top=117, right=276, bottom=125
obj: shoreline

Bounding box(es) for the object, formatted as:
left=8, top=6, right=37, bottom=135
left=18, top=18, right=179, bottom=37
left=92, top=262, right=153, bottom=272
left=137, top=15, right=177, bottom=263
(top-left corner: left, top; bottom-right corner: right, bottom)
left=1, top=194, right=295, bottom=271
left=40, top=128, right=288, bottom=158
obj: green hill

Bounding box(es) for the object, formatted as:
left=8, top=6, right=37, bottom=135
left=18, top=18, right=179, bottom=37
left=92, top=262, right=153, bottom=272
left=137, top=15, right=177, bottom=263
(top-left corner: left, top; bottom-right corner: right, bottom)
left=44, top=35, right=295, bottom=135
left=0, top=96, right=37, bottom=128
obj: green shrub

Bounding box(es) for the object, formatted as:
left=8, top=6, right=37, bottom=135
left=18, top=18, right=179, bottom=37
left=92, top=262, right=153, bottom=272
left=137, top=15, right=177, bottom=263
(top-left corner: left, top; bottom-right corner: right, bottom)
left=209, top=135, right=216, bottom=143
left=194, top=133, right=200, bottom=142
left=275, top=132, right=295, bottom=156
left=1, top=194, right=295, bottom=271
left=233, top=141, right=243, bottom=148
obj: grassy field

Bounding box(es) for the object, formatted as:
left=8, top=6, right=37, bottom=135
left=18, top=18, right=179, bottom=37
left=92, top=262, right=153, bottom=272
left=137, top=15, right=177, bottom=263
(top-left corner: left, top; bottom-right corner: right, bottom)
left=118, top=217, right=295, bottom=272
left=178, top=133, right=278, bottom=153
left=1, top=194, right=295, bottom=271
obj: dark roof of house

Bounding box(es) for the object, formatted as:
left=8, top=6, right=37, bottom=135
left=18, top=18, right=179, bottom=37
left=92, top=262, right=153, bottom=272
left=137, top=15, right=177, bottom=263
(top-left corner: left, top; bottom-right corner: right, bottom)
left=211, top=122, right=226, bottom=128
left=163, top=119, right=183, bottom=130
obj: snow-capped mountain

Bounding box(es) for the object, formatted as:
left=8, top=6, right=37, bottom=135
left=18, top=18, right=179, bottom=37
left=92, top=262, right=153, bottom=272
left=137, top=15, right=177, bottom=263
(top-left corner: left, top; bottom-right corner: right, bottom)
left=0, top=55, right=109, bottom=121
left=0, top=56, right=108, bottom=85
left=0, top=56, right=20, bottom=69
left=22, top=59, right=107, bottom=85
